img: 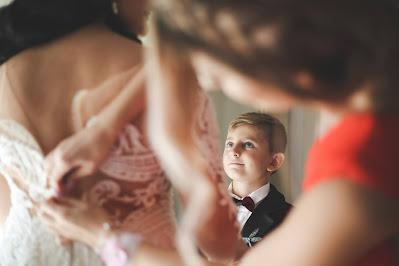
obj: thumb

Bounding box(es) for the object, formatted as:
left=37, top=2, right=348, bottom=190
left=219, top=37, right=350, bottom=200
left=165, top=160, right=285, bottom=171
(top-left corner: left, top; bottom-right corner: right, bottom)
left=56, top=162, right=96, bottom=196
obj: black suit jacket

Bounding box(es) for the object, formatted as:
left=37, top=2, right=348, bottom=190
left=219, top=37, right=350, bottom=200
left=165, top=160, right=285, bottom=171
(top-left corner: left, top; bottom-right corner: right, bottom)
left=240, top=184, right=292, bottom=247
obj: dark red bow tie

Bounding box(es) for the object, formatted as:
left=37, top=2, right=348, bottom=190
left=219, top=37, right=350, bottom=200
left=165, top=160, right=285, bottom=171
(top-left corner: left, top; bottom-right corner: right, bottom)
left=233, top=196, right=255, bottom=212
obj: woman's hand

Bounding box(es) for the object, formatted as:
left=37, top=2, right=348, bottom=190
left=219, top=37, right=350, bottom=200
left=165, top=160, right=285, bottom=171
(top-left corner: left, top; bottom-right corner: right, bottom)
left=38, top=197, right=112, bottom=249
left=45, top=67, right=145, bottom=195
left=44, top=122, right=116, bottom=195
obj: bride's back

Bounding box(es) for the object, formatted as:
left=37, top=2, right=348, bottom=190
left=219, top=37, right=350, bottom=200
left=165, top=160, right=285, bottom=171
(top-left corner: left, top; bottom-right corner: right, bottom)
left=0, top=1, right=143, bottom=264
left=1, top=24, right=141, bottom=154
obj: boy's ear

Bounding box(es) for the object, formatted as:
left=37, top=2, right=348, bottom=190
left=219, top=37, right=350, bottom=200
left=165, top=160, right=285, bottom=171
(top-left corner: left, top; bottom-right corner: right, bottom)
left=266, top=153, right=285, bottom=172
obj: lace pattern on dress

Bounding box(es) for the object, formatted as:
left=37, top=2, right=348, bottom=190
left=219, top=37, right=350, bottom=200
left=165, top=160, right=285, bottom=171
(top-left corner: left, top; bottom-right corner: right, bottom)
left=70, top=87, right=177, bottom=249
left=85, top=121, right=175, bottom=247
left=0, top=119, right=104, bottom=266
left=0, top=120, right=49, bottom=206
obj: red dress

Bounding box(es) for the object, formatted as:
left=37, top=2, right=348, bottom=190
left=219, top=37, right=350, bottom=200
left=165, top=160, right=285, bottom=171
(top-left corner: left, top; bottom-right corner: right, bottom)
left=304, top=114, right=399, bottom=265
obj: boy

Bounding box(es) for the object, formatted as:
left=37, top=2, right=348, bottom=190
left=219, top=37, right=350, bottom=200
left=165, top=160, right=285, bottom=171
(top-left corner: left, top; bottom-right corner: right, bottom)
left=223, top=112, right=292, bottom=247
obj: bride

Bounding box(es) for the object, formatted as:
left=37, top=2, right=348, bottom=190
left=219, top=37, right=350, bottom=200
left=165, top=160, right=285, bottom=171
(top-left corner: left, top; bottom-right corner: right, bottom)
left=0, top=0, right=234, bottom=264
left=0, top=0, right=156, bottom=265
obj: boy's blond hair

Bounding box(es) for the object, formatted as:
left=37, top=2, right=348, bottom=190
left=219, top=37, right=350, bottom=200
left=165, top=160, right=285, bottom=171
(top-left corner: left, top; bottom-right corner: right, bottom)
left=229, top=112, right=287, bottom=154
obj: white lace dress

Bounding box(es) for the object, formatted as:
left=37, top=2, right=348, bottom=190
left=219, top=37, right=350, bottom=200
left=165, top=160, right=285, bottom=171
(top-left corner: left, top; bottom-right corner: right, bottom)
left=0, top=74, right=232, bottom=265
left=0, top=119, right=104, bottom=266
left=0, top=56, right=235, bottom=266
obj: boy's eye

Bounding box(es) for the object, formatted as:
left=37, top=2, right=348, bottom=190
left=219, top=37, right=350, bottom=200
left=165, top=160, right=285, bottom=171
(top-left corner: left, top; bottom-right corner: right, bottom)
left=225, top=141, right=233, bottom=148
left=244, top=142, right=254, bottom=149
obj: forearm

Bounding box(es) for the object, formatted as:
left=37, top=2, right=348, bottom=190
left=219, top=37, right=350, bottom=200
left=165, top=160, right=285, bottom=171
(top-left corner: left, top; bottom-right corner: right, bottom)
left=133, top=244, right=184, bottom=266
left=192, top=180, right=241, bottom=262
left=89, top=68, right=146, bottom=138
left=146, top=44, right=239, bottom=262
left=133, top=243, right=232, bottom=266
left=0, top=175, right=10, bottom=228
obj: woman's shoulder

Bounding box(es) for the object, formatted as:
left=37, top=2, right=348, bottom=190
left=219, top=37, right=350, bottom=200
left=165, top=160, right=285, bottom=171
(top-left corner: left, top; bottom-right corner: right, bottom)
left=304, top=113, right=399, bottom=197
left=32, top=24, right=144, bottom=89
left=7, top=24, right=143, bottom=83
left=68, top=24, right=143, bottom=67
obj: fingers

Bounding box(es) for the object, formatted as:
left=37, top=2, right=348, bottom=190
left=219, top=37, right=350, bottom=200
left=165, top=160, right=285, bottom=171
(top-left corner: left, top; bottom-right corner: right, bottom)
left=45, top=135, right=99, bottom=184
left=52, top=197, right=86, bottom=209
left=39, top=202, right=66, bottom=220
left=38, top=205, right=67, bottom=244
left=45, top=146, right=95, bottom=196
left=57, top=166, right=81, bottom=196
left=46, top=197, right=86, bottom=211
left=45, top=149, right=75, bottom=190
left=38, top=206, right=56, bottom=223
left=40, top=215, right=73, bottom=247
left=68, top=161, right=96, bottom=180
left=39, top=198, right=81, bottom=223
left=57, top=236, right=73, bottom=246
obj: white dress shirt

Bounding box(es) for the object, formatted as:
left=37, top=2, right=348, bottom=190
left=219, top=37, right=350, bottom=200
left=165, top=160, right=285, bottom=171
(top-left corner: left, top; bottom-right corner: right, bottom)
left=229, top=183, right=271, bottom=230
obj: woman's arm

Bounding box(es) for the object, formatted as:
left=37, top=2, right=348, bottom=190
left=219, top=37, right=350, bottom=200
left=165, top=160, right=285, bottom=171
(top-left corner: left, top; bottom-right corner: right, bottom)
left=38, top=197, right=228, bottom=266
left=76, top=67, right=144, bottom=133
left=0, top=174, right=10, bottom=232
left=146, top=32, right=240, bottom=262
left=133, top=180, right=399, bottom=266
left=241, top=179, right=399, bottom=266
left=39, top=177, right=399, bottom=266
left=45, top=67, right=146, bottom=188
left=133, top=244, right=233, bottom=266
left=83, top=67, right=146, bottom=137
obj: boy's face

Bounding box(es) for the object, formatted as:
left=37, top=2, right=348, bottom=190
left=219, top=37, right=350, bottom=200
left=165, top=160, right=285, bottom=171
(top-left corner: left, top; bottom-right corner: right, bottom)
left=223, top=125, right=273, bottom=185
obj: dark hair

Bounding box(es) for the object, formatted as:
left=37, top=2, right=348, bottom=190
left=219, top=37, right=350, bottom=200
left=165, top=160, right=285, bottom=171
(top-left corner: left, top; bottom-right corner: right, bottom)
left=0, top=0, right=137, bottom=64
left=154, top=0, right=399, bottom=102
left=229, top=112, right=287, bottom=153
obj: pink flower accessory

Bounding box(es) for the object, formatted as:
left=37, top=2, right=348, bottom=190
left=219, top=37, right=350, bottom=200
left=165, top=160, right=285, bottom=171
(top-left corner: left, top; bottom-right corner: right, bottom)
left=97, top=233, right=142, bottom=266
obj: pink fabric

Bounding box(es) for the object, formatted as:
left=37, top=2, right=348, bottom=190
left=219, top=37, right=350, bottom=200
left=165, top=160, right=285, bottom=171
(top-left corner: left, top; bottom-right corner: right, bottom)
left=100, top=239, right=128, bottom=266
left=86, top=122, right=175, bottom=248
left=100, top=234, right=142, bottom=266
left=84, top=92, right=234, bottom=249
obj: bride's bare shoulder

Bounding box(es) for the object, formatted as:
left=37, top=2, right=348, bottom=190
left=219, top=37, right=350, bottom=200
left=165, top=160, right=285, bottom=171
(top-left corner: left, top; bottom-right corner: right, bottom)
left=66, top=24, right=143, bottom=68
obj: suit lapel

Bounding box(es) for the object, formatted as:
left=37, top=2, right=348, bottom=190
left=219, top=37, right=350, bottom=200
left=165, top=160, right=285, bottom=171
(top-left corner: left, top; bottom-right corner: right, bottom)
left=241, top=184, right=285, bottom=238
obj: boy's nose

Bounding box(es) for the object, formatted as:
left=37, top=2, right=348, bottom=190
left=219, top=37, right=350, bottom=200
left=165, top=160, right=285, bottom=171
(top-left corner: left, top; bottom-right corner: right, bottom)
left=232, top=147, right=240, bottom=157
left=229, top=145, right=241, bottom=158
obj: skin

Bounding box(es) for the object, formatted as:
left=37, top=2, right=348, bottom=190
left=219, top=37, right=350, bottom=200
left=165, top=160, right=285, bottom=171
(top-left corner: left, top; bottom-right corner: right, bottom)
left=0, top=21, right=143, bottom=236
left=194, top=52, right=399, bottom=265
left=38, top=44, right=399, bottom=266
left=44, top=0, right=151, bottom=185
left=223, top=125, right=284, bottom=197
left=38, top=8, right=399, bottom=266
left=45, top=67, right=146, bottom=188
left=42, top=0, right=241, bottom=263
left=190, top=52, right=297, bottom=113
left=0, top=176, right=10, bottom=231
left=145, top=39, right=241, bottom=262
left=140, top=49, right=399, bottom=265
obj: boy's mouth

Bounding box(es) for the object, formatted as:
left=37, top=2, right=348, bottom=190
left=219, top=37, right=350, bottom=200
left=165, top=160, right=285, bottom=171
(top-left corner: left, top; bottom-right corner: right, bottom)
left=228, top=162, right=244, bottom=168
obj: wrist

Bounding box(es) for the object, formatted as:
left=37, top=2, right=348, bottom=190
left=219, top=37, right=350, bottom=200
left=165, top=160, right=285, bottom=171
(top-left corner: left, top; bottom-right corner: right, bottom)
left=88, top=117, right=120, bottom=141
left=97, top=233, right=142, bottom=266
left=92, top=223, right=113, bottom=250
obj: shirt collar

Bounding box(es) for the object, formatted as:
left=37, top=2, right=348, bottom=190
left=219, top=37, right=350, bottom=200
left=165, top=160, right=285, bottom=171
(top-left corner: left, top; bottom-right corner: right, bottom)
left=228, top=183, right=271, bottom=206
